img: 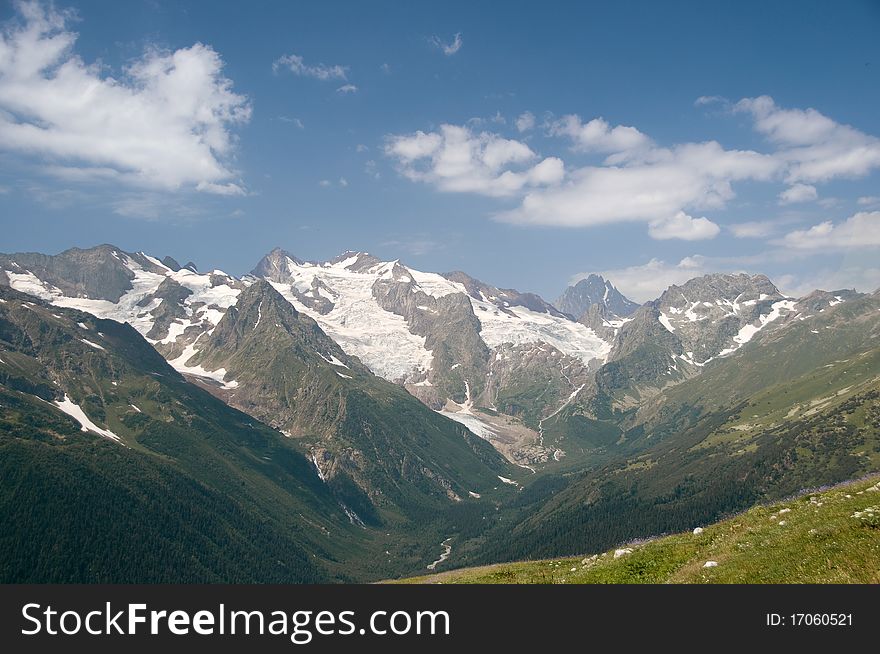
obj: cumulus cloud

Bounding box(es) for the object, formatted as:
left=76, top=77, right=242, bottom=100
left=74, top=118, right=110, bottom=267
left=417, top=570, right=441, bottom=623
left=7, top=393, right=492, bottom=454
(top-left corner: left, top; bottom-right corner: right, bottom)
left=272, top=53, right=348, bottom=80
left=0, top=1, right=250, bottom=194
left=779, top=211, right=880, bottom=250
left=384, top=124, right=563, bottom=197
left=592, top=256, right=711, bottom=303
left=387, top=96, right=880, bottom=241
left=648, top=211, right=720, bottom=241
left=778, top=183, right=818, bottom=205
left=775, top=263, right=880, bottom=297
left=548, top=114, right=651, bottom=156
left=736, top=95, right=880, bottom=183
left=498, top=140, right=778, bottom=228
left=431, top=32, right=462, bottom=56
left=515, top=111, right=535, bottom=133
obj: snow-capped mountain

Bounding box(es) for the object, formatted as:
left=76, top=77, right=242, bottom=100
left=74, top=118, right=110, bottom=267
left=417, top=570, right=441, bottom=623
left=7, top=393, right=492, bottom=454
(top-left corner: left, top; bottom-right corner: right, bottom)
left=593, top=273, right=863, bottom=412
left=555, top=274, right=640, bottom=320
left=0, top=244, right=863, bottom=471
left=0, top=246, right=245, bottom=387
left=252, top=248, right=610, bottom=383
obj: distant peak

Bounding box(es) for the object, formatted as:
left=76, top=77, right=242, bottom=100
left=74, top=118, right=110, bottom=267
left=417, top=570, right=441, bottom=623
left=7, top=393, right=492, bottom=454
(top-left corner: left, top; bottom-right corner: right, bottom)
left=161, top=256, right=181, bottom=272
left=556, top=273, right=638, bottom=319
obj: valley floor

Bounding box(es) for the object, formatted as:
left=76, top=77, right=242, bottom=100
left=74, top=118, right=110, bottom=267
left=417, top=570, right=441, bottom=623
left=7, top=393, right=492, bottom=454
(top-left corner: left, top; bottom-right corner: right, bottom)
left=393, top=475, right=880, bottom=584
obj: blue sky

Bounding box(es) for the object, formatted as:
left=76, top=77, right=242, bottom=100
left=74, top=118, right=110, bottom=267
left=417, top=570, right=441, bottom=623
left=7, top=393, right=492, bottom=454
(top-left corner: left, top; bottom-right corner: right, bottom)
left=1, top=0, right=879, bottom=301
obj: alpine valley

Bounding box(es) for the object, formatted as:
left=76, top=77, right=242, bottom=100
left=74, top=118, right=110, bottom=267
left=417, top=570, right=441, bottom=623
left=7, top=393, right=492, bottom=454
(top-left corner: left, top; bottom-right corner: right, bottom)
left=2, top=244, right=879, bottom=582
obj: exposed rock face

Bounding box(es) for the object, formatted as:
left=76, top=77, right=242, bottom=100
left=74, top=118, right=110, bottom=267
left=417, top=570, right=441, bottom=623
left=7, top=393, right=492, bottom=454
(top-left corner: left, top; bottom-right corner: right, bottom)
left=142, top=278, right=193, bottom=340
left=180, top=279, right=507, bottom=519
left=444, top=270, right=567, bottom=317
left=372, top=263, right=490, bottom=405
left=0, top=245, right=166, bottom=302
left=485, top=342, right=594, bottom=427
left=556, top=274, right=639, bottom=319
left=578, top=303, right=629, bottom=341
left=251, top=247, right=305, bottom=282
left=654, top=273, right=787, bottom=364
left=161, top=256, right=182, bottom=272
left=790, top=289, right=862, bottom=316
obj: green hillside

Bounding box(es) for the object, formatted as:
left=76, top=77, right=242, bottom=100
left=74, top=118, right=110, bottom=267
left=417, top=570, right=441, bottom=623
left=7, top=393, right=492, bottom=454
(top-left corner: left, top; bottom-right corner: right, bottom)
left=188, top=280, right=511, bottom=525
left=396, top=475, right=880, bottom=584
left=450, top=295, right=880, bottom=567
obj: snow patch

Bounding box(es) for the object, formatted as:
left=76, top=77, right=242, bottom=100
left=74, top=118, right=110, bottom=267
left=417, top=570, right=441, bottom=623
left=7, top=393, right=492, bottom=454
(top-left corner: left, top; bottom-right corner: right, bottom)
left=319, top=352, right=350, bottom=369
left=80, top=338, right=105, bottom=351
left=54, top=394, right=120, bottom=442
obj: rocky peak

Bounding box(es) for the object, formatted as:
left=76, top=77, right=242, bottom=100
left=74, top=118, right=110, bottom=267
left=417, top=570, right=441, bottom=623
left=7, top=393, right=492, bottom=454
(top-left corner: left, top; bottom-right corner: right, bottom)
left=556, top=274, right=639, bottom=320
left=443, top=270, right=565, bottom=317
left=328, top=251, right=383, bottom=272
left=659, top=273, right=782, bottom=310
left=251, top=248, right=303, bottom=282
left=0, top=244, right=146, bottom=302
left=161, top=256, right=182, bottom=272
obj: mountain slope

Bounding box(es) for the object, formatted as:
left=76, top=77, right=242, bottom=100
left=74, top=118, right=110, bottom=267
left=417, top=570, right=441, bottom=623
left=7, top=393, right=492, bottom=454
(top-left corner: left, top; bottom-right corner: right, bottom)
left=397, top=475, right=880, bottom=583
left=179, top=279, right=511, bottom=522
left=468, top=293, right=880, bottom=565
left=250, top=248, right=612, bottom=466
left=0, top=284, right=382, bottom=582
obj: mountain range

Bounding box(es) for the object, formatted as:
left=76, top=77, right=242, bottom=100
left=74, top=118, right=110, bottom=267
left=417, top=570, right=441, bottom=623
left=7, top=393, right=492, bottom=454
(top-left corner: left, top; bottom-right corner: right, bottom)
left=1, top=244, right=878, bottom=581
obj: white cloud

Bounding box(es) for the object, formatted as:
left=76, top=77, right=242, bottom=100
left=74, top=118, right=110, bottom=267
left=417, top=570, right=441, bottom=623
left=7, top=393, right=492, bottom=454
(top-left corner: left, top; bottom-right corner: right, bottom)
left=110, top=193, right=206, bottom=220
left=515, top=111, right=535, bottom=133
left=648, top=211, right=720, bottom=241
left=775, top=264, right=880, bottom=297
left=778, top=183, right=817, bottom=205
left=195, top=181, right=245, bottom=196
left=336, top=84, right=357, bottom=94
left=387, top=96, right=880, bottom=241
left=592, top=256, right=711, bottom=303
left=498, top=140, right=778, bottom=227
left=779, top=211, right=880, bottom=250
left=339, top=177, right=348, bottom=187
left=319, top=179, right=332, bottom=187
left=694, top=95, right=726, bottom=107
left=728, top=220, right=780, bottom=239
left=355, top=144, right=368, bottom=153
left=272, top=53, right=348, bottom=80
left=384, top=124, right=563, bottom=197
left=736, top=95, right=880, bottom=183
left=0, top=2, right=250, bottom=194
left=548, top=115, right=651, bottom=156
left=379, top=62, right=391, bottom=74
left=857, top=195, right=880, bottom=207
left=431, top=32, right=462, bottom=56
